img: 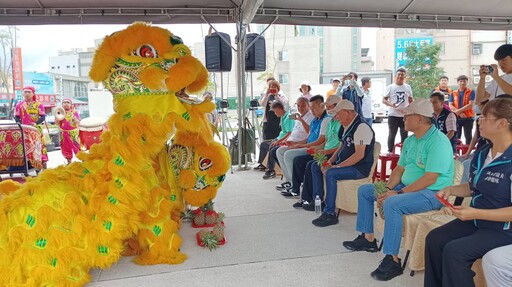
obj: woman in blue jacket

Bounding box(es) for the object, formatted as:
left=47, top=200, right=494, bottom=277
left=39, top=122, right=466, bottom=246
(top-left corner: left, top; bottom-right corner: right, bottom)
left=424, top=97, right=512, bottom=287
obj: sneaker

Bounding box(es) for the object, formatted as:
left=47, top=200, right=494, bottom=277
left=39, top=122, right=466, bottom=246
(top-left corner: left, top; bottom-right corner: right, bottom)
left=342, top=234, right=379, bottom=252
left=281, top=190, right=298, bottom=197
left=303, top=201, right=325, bottom=211
left=312, top=213, right=339, bottom=227
left=263, top=170, right=276, bottom=179
left=292, top=200, right=308, bottom=208
left=275, top=182, right=291, bottom=190
left=370, top=255, right=403, bottom=281
left=253, top=164, right=266, bottom=171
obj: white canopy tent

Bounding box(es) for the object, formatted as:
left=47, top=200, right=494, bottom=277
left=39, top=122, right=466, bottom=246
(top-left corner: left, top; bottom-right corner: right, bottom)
left=1, top=0, right=512, bottom=30
left=1, top=0, right=511, bottom=167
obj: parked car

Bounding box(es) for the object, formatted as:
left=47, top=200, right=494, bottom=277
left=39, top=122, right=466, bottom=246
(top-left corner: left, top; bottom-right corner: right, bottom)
left=255, top=107, right=264, bottom=117
left=371, top=97, right=388, bottom=123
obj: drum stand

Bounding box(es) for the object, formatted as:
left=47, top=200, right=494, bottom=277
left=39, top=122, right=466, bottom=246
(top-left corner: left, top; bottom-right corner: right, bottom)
left=219, top=107, right=235, bottom=147
left=218, top=72, right=235, bottom=148
left=248, top=72, right=262, bottom=148
left=217, top=72, right=235, bottom=174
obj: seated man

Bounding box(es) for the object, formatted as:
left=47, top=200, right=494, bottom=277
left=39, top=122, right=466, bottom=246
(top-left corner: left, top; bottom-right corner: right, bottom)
left=309, top=100, right=375, bottom=227
left=342, top=98, right=454, bottom=281
left=263, top=97, right=312, bottom=183
left=288, top=95, right=342, bottom=200
left=254, top=101, right=295, bottom=171
left=277, top=95, right=330, bottom=195
left=430, top=91, right=457, bottom=153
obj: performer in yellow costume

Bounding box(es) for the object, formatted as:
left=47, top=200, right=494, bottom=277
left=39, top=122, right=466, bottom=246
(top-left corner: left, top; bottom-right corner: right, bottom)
left=0, top=22, right=230, bottom=286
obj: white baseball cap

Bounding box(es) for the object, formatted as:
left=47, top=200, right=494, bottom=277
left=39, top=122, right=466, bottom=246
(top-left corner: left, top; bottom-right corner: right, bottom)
left=330, top=99, right=354, bottom=114
left=402, top=99, right=434, bottom=118
left=325, top=95, right=342, bottom=106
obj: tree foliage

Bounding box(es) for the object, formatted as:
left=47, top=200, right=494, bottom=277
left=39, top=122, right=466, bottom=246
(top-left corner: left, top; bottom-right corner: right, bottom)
left=404, top=43, right=445, bottom=99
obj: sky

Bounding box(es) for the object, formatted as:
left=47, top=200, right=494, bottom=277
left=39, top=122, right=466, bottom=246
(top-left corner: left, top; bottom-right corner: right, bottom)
left=8, top=24, right=377, bottom=73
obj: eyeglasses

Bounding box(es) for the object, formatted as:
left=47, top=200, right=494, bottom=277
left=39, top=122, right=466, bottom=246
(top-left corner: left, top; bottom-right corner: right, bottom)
left=478, top=116, right=500, bottom=121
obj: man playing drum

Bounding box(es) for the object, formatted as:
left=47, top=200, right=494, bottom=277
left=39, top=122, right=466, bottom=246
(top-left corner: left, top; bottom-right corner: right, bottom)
left=14, top=86, right=48, bottom=168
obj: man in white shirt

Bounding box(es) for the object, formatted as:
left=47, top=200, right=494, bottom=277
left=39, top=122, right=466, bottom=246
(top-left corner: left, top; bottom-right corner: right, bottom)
left=476, top=44, right=512, bottom=103
left=360, top=77, right=373, bottom=126
left=263, top=97, right=313, bottom=184
left=382, top=68, right=413, bottom=153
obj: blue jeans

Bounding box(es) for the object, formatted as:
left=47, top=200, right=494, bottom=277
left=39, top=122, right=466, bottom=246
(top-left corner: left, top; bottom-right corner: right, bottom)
left=461, top=156, right=473, bottom=184
left=355, top=183, right=443, bottom=255
left=364, top=117, right=373, bottom=126
left=311, top=163, right=365, bottom=215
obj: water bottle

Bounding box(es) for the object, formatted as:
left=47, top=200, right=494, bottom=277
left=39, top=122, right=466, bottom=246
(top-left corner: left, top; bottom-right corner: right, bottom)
left=314, top=195, right=321, bottom=215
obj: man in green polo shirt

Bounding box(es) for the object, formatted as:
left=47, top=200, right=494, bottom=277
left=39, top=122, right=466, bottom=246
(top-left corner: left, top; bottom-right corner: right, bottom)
left=254, top=100, right=295, bottom=171
left=343, top=98, right=454, bottom=281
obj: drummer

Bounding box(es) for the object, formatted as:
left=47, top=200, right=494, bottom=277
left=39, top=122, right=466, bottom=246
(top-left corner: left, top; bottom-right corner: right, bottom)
left=55, top=98, right=81, bottom=164
left=14, top=86, right=48, bottom=169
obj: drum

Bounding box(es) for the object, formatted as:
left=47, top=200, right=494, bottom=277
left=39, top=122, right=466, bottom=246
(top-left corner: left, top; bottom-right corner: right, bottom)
left=0, top=123, right=43, bottom=169
left=79, top=117, right=106, bottom=150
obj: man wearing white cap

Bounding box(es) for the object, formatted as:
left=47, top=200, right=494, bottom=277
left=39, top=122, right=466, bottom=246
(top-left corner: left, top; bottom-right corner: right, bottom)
left=309, top=99, right=375, bottom=227
left=288, top=95, right=343, bottom=201
left=343, top=98, right=454, bottom=281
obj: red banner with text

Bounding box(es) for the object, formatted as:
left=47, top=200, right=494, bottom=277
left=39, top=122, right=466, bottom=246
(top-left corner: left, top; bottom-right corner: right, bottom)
left=12, top=48, right=23, bottom=91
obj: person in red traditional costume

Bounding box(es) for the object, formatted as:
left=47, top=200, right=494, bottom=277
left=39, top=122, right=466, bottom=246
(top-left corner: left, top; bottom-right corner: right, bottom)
left=55, top=98, right=81, bottom=164
left=14, top=86, right=48, bottom=168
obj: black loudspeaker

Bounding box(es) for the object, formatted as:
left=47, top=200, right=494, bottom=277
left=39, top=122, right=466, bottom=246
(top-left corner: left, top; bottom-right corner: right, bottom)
left=205, top=32, right=232, bottom=72
left=245, top=33, right=266, bottom=72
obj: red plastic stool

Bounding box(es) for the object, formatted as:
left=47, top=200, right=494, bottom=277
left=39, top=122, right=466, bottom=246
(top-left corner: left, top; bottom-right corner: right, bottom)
left=392, top=142, right=403, bottom=154
left=373, top=153, right=400, bottom=182
left=456, top=144, right=470, bottom=156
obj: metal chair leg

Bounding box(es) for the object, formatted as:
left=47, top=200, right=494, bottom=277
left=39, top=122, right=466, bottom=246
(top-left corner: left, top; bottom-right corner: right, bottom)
left=410, top=270, right=415, bottom=277
left=402, top=250, right=410, bottom=269
left=336, top=209, right=341, bottom=218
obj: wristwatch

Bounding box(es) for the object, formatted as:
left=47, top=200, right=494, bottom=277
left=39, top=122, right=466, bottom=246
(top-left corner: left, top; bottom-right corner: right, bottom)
left=397, top=189, right=404, bottom=194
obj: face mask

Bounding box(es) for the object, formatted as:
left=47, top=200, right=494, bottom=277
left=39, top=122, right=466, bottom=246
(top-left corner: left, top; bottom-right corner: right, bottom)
left=327, top=110, right=337, bottom=117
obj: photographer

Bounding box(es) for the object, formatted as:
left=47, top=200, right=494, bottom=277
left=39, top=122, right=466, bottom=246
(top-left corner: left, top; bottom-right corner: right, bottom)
left=476, top=44, right=512, bottom=103
left=258, top=78, right=288, bottom=140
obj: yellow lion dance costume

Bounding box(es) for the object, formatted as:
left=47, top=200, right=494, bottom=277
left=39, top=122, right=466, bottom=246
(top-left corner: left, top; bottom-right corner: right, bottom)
left=0, top=23, right=230, bottom=286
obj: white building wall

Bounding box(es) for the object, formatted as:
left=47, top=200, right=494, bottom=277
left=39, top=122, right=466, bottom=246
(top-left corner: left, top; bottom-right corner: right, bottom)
left=470, top=31, right=507, bottom=86
left=322, top=27, right=355, bottom=74
left=49, top=54, right=80, bottom=77
left=375, top=28, right=508, bottom=89
left=434, top=30, right=471, bottom=87
left=375, top=29, right=395, bottom=71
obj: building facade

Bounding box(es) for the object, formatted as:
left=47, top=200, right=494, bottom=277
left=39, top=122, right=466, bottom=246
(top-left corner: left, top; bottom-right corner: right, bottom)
left=376, top=28, right=510, bottom=88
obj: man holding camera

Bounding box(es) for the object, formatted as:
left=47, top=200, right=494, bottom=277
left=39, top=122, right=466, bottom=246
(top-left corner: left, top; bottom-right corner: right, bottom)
left=476, top=44, right=512, bottom=103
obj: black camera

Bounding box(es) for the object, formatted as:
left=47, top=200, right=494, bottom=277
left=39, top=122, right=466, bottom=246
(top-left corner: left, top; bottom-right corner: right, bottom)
left=485, top=65, right=494, bottom=75
left=249, top=99, right=259, bottom=109
left=220, top=99, right=229, bottom=109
